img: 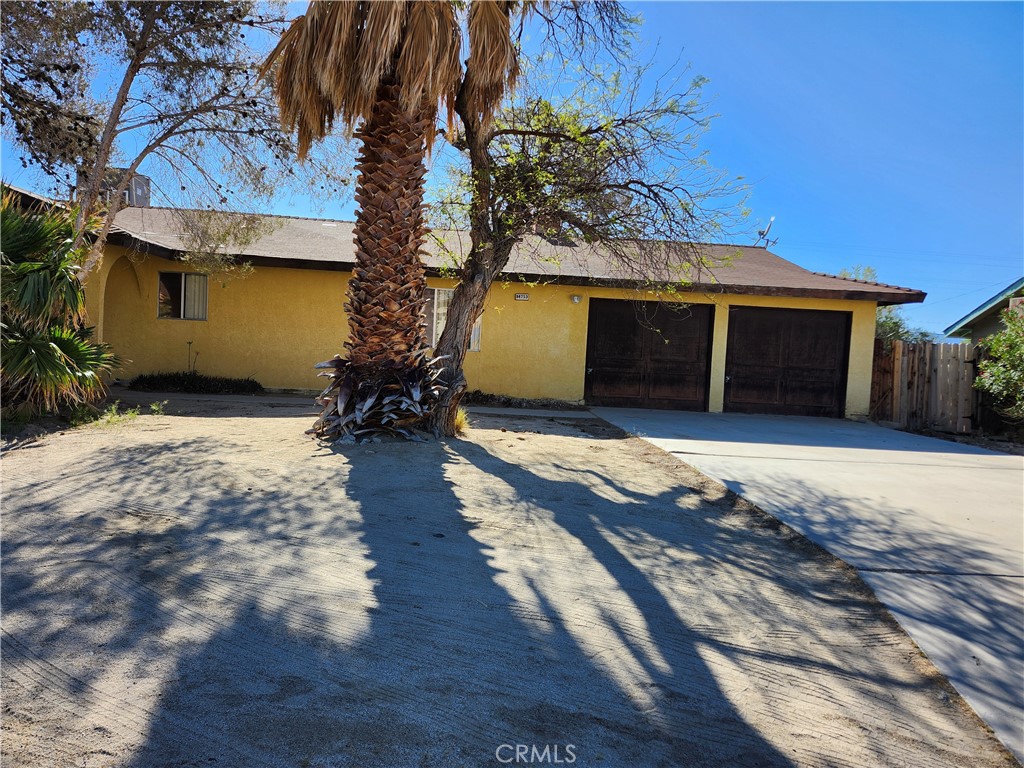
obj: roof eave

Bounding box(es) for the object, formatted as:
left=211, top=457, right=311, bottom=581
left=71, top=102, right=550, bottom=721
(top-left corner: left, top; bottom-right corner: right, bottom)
left=104, top=232, right=926, bottom=304
left=942, top=277, right=1024, bottom=336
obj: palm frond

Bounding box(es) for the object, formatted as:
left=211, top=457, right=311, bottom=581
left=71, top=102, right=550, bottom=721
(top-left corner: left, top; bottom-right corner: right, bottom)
left=396, top=1, right=462, bottom=143
left=265, top=0, right=535, bottom=156
left=465, top=0, right=522, bottom=126
left=1, top=188, right=118, bottom=417
left=1, top=322, right=119, bottom=415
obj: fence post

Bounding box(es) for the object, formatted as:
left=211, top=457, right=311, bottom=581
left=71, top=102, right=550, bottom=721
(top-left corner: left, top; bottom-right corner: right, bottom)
left=893, top=340, right=906, bottom=428
left=957, top=344, right=975, bottom=433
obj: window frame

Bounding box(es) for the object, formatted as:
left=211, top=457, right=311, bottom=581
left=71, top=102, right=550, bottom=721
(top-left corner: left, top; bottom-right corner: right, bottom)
left=157, top=271, right=208, bottom=321
left=426, top=288, right=481, bottom=352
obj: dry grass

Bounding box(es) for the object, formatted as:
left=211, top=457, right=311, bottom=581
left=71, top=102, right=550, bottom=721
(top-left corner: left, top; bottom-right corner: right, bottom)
left=453, top=406, right=470, bottom=435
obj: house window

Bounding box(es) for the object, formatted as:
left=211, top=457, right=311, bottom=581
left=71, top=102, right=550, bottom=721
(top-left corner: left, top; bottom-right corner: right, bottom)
left=424, top=288, right=481, bottom=351
left=158, top=272, right=208, bottom=320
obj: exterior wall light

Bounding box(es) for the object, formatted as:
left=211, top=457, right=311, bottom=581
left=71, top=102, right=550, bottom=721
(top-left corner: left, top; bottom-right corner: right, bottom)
left=570, top=294, right=583, bottom=304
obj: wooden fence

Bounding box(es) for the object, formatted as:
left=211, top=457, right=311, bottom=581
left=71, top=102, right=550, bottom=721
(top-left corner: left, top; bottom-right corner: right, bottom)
left=870, top=339, right=977, bottom=433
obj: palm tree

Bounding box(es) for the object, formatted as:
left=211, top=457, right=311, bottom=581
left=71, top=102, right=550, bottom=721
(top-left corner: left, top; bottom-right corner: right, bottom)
left=263, top=0, right=525, bottom=440
left=1, top=188, right=119, bottom=418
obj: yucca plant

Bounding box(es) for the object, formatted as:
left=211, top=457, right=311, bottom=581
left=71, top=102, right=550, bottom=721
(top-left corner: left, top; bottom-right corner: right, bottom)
left=310, top=351, right=447, bottom=441
left=1, top=188, right=119, bottom=418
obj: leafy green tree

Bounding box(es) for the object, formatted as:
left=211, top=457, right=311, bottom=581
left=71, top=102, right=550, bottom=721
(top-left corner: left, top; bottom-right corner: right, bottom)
left=874, top=307, right=934, bottom=344
left=0, top=189, right=119, bottom=418
left=427, top=51, right=746, bottom=434
left=975, top=307, right=1024, bottom=422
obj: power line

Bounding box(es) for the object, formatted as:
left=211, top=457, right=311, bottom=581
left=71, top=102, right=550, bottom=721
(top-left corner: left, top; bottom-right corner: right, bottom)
left=921, top=279, right=1016, bottom=308
left=782, top=240, right=1021, bottom=265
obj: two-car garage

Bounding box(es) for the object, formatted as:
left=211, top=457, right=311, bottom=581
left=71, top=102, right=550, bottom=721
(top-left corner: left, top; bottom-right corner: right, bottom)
left=584, top=299, right=851, bottom=418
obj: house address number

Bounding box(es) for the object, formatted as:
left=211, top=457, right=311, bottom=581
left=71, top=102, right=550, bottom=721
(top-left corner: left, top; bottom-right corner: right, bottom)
left=515, top=293, right=529, bottom=301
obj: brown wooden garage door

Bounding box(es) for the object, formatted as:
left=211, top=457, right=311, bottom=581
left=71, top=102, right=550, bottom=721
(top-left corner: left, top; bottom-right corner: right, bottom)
left=724, top=306, right=850, bottom=417
left=585, top=299, right=712, bottom=409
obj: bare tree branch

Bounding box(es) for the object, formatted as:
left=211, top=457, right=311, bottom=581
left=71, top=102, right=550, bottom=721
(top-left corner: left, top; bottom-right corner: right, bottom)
left=2, top=1, right=353, bottom=281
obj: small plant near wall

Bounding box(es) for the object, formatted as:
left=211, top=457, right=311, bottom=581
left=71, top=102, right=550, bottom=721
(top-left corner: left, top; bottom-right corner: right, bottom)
left=129, top=372, right=263, bottom=395
left=975, top=308, right=1024, bottom=423
left=65, top=401, right=139, bottom=429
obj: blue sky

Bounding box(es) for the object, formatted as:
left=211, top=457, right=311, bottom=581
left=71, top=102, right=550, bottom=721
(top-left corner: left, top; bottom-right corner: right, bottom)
left=630, top=1, right=1023, bottom=336
left=3, top=1, right=1020, bottom=337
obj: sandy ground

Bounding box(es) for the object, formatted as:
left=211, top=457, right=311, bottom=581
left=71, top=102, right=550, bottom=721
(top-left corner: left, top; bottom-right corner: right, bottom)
left=1, top=396, right=1017, bottom=767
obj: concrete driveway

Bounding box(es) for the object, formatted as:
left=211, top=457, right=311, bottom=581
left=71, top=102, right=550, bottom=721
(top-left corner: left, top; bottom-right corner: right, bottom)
left=593, top=408, right=1024, bottom=761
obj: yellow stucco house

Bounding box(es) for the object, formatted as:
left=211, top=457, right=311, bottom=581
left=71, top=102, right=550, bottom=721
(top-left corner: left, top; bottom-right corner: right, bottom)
left=85, top=206, right=925, bottom=420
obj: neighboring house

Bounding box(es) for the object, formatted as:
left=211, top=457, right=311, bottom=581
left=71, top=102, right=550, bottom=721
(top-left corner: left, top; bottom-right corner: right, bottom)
left=81, top=206, right=925, bottom=420
left=943, top=278, right=1024, bottom=345
left=4, top=183, right=60, bottom=210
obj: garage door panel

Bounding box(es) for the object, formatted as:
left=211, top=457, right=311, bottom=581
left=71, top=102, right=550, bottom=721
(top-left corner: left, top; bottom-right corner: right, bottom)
left=786, top=367, right=839, bottom=382
left=725, top=307, right=850, bottom=418
left=787, top=327, right=843, bottom=368
left=590, top=303, right=646, bottom=363
left=649, top=338, right=703, bottom=363
left=586, top=300, right=711, bottom=409
left=784, top=378, right=840, bottom=408
left=728, top=315, right=783, bottom=366
left=728, top=375, right=782, bottom=407
left=648, top=372, right=704, bottom=402
left=591, top=370, right=644, bottom=400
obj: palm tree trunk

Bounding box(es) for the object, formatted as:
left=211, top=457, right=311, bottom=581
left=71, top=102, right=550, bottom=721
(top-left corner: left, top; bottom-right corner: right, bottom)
left=309, top=79, right=440, bottom=440
left=346, top=79, right=430, bottom=373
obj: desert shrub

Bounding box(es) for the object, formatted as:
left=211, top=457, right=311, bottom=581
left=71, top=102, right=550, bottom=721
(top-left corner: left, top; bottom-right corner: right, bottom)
left=461, top=390, right=586, bottom=410
left=975, top=308, right=1024, bottom=422
left=453, top=406, right=470, bottom=435
left=128, top=371, right=263, bottom=395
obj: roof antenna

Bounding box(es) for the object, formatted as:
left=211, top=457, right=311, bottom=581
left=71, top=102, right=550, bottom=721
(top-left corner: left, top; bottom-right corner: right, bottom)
left=754, top=216, right=779, bottom=248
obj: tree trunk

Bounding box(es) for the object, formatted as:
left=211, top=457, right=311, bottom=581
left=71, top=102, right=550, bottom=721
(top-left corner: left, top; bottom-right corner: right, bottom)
left=427, top=85, right=515, bottom=437
left=73, top=7, right=156, bottom=276
left=428, top=240, right=515, bottom=437
left=346, top=80, right=430, bottom=374
left=429, top=272, right=489, bottom=436
left=307, top=79, right=437, bottom=441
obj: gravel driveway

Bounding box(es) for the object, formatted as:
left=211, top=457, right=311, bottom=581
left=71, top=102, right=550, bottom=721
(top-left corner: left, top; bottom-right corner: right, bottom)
left=1, top=396, right=1016, bottom=767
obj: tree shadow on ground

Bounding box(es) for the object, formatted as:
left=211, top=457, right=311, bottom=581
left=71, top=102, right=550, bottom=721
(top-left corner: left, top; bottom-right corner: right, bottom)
left=2, top=426, right=795, bottom=767
left=447, top=436, right=1013, bottom=764
left=1, top=418, right=1009, bottom=767
left=717, top=474, right=1024, bottom=755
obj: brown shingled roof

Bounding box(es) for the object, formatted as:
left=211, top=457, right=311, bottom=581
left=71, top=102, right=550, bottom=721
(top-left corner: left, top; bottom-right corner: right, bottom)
left=109, top=206, right=925, bottom=305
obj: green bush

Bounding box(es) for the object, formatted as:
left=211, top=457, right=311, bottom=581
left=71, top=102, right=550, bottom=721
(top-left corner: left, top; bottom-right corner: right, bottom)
left=1, top=187, right=119, bottom=419
left=975, top=308, right=1024, bottom=422
left=128, top=370, right=264, bottom=395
